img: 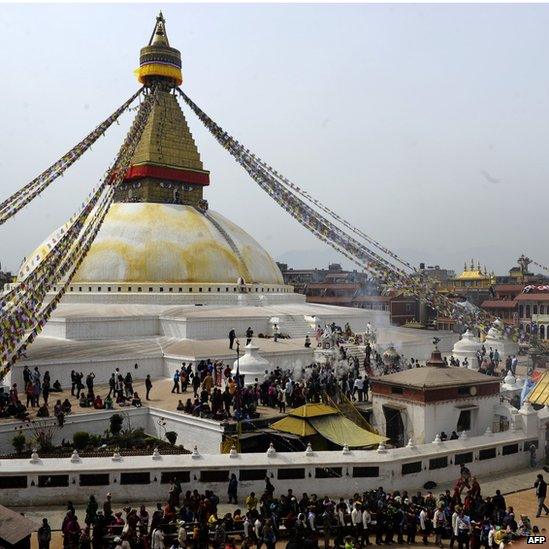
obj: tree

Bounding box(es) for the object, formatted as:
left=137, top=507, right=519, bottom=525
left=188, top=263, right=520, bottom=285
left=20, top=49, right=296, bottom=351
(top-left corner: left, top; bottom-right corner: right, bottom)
left=165, top=431, right=178, bottom=445
left=109, top=413, right=124, bottom=436
left=12, top=432, right=26, bottom=455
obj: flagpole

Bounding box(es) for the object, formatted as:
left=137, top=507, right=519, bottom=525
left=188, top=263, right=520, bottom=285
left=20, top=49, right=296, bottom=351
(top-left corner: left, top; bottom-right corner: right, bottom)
left=235, top=339, right=242, bottom=447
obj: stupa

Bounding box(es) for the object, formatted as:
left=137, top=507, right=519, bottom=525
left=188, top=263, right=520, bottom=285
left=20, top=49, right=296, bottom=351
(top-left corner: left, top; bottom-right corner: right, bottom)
left=8, top=14, right=396, bottom=388
left=451, top=329, right=481, bottom=368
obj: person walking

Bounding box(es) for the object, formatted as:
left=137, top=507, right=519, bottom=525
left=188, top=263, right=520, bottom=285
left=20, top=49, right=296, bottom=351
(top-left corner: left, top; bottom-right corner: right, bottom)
left=534, top=473, right=549, bottom=517
left=229, top=329, right=236, bottom=350
left=246, top=327, right=253, bottom=345
left=107, top=374, right=115, bottom=398
left=172, top=370, right=180, bottom=394
left=145, top=374, right=153, bottom=400
left=37, top=518, right=52, bottom=549
left=228, top=473, right=238, bottom=504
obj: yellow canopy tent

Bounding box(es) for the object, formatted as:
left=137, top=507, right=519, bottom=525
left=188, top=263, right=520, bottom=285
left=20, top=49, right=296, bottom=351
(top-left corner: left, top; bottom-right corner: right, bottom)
left=270, top=415, right=318, bottom=437
left=287, top=403, right=337, bottom=418
left=310, top=414, right=388, bottom=448
left=270, top=402, right=388, bottom=448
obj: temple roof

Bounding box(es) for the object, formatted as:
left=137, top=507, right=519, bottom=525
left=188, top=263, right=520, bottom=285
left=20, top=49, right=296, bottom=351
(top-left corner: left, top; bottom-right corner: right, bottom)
left=372, top=367, right=499, bottom=388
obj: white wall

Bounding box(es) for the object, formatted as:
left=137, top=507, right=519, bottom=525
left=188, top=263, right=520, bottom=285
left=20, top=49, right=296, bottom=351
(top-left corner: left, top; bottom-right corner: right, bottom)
left=0, top=429, right=542, bottom=507
left=0, top=408, right=223, bottom=456
left=373, top=394, right=502, bottom=444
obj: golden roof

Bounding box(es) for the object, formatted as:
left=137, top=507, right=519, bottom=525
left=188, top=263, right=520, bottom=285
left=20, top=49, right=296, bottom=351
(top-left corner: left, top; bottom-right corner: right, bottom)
left=528, top=372, right=549, bottom=406
left=288, top=403, right=337, bottom=418
left=456, top=269, right=489, bottom=281
left=270, top=416, right=317, bottom=437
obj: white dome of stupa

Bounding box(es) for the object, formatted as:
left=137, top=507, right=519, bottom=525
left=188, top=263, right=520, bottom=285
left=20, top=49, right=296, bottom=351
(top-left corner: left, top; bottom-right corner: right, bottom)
left=18, top=203, right=284, bottom=285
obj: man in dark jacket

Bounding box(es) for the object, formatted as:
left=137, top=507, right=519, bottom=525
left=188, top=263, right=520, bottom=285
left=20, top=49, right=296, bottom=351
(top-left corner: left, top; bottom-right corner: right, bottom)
left=535, top=473, right=549, bottom=517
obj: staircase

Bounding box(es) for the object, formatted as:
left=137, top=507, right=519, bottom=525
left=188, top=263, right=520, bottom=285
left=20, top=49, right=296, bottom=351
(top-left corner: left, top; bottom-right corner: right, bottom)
left=277, top=314, right=314, bottom=338
left=323, top=388, right=379, bottom=434
left=341, top=342, right=367, bottom=364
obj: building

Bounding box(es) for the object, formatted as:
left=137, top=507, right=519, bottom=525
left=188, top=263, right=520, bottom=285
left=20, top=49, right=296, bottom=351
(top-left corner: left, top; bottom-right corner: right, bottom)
left=370, top=351, right=502, bottom=446
left=0, top=264, right=12, bottom=291
left=439, top=260, right=496, bottom=307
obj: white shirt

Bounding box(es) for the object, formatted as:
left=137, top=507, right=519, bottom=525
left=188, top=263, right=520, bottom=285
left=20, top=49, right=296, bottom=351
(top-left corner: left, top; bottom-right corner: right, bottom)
left=351, top=507, right=361, bottom=525
left=308, top=511, right=316, bottom=531
left=419, top=509, right=428, bottom=530
left=362, top=510, right=371, bottom=529
left=353, top=379, right=364, bottom=390
left=254, top=519, right=262, bottom=538
left=151, top=528, right=164, bottom=549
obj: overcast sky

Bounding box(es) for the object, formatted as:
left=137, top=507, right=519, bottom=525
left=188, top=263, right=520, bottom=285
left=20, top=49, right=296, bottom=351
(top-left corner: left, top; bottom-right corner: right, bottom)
left=1, top=3, right=549, bottom=275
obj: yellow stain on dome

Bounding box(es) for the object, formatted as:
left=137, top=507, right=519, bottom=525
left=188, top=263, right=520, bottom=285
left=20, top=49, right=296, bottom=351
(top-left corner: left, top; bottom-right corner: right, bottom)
left=20, top=203, right=284, bottom=285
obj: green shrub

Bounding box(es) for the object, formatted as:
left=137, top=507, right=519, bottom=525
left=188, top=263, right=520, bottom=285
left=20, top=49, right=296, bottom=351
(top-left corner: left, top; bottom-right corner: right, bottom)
left=165, top=431, right=178, bottom=445
left=12, top=433, right=26, bottom=455
left=73, top=431, right=90, bottom=450
left=109, top=414, right=124, bottom=436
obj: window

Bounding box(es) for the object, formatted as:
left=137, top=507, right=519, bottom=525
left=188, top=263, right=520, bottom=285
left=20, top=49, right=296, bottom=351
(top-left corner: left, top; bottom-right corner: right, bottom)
left=98, top=287, right=101, bottom=292
left=38, top=475, right=69, bottom=487
left=80, top=474, right=110, bottom=486
left=526, top=305, right=531, bottom=318
left=457, top=386, right=471, bottom=396
left=200, top=470, right=229, bottom=483
left=479, top=448, right=496, bottom=461
left=0, top=476, right=27, bottom=489
left=534, top=305, right=538, bottom=315
left=208, top=287, right=211, bottom=292
left=502, top=444, right=519, bottom=456
left=88, top=287, right=92, bottom=292
left=541, top=326, right=546, bottom=339
left=169, top=288, right=173, bottom=292
left=199, top=288, right=203, bottom=293
left=352, top=467, right=379, bottom=478
left=391, top=387, right=403, bottom=395
left=519, top=305, right=524, bottom=318
left=128, top=287, right=132, bottom=292
left=315, top=467, right=343, bottom=479
left=120, top=472, right=150, bottom=485
left=524, top=439, right=539, bottom=452
left=149, top=287, right=153, bottom=292
left=541, top=305, right=545, bottom=315
left=137, top=287, right=142, bottom=292
left=118, top=287, right=122, bottom=292
left=161, top=471, right=190, bottom=484
left=239, top=469, right=267, bottom=481
left=429, top=457, right=448, bottom=470
left=455, top=452, right=473, bottom=465
left=402, top=461, right=422, bottom=475
left=160, top=287, right=164, bottom=292
left=107, top=287, right=111, bottom=292
left=457, top=410, right=471, bottom=432
left=70, top=287, right=73, bottom=292
left=189, top=288, right=193, bottom=292
left=277, top=468, right=305, bottom=480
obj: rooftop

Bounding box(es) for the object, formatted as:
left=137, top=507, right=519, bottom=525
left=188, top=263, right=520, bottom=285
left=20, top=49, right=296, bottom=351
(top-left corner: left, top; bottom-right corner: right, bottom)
left=372, top=366, right=500, bottom=388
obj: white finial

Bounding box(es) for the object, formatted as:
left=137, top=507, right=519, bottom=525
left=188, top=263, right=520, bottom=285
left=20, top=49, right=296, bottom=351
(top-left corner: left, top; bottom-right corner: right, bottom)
left=70, top=450, right=80, bottom=463
left=191, top=445, right=200, bottom=458
left=267, top=443, right=276, bottom=457
left=152, top=447, right=161, bottom=460
left=30, top=449, right=40, bottom=464
left=377, top=442, right=387, bottom=454
left=112, top=451, right=122, bottom=462
left=459, top=431, right=468, bottom=440
left=406, top=438, right=415, bottom=448
left=342, top=444, right=351, bottom=454
left=229, top=445, right=238, bottom=458
left=433, top=434, right=442, bottom=444
left=520, top=401, right=534, bottom=414
left=484, top=427, right=493, bottom=437
left=305, top=442, right=314, bottom=456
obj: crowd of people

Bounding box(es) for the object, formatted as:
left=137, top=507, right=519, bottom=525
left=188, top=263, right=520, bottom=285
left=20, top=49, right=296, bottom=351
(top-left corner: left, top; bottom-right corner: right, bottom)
left=43, top=469, right=547, bottom=548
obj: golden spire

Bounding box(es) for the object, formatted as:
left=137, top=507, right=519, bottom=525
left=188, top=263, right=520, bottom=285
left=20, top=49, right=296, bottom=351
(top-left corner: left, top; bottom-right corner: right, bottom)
left=150, top=11, right=170, bottom=47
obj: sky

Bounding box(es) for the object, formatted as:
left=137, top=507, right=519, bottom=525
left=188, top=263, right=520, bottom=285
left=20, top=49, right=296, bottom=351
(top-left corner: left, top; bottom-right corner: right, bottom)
left=1, top=3, right=549, bottom=275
